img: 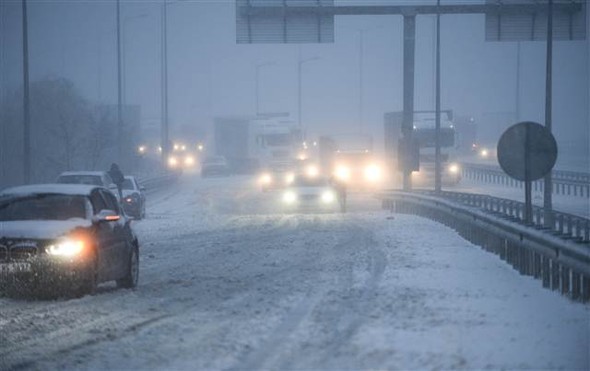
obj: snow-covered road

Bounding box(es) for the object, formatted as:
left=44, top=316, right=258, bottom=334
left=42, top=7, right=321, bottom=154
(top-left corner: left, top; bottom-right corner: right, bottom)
left=1, top=174, right=588, bottom=370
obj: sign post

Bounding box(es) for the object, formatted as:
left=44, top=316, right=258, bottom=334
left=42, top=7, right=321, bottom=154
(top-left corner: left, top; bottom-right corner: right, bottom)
left=497, top=122, right=557, bottom=225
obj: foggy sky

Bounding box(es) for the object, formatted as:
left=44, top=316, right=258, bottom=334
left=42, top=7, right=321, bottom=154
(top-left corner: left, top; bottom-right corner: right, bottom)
left=1, top=0, right=588, bottom=168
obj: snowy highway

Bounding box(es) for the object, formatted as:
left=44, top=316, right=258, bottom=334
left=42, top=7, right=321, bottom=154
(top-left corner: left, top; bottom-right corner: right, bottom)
left=1, top=174, right=588, bottom=370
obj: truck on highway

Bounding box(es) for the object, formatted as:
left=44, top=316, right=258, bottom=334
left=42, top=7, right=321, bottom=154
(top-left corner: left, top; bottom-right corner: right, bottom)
left=213, top=115, right=302, bottom=174
left=384, top=110, right=462, bottom=187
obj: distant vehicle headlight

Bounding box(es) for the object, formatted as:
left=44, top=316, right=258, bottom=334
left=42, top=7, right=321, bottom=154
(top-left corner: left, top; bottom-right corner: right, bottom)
left=282, top=190, right=297, bottom=204
left=168, top=156, right=178, bottom=168
left=335, top=165, right=350, bottom=181
left=306, top=165, right=319, bottom=178
left=448, top=163, right=460, bottom=174
left=321, top=190, right=336, bottom=204
left=46, top=239, right=85, bottom=257
left=184, top=156, right=195, bottom=166
left=284, top=172, right=295, bottom=185
left=259, top=173, right=273, bottom=185
left=364, top=164, right=382, bottom=182
left=480, top=148, right=489, bottom=158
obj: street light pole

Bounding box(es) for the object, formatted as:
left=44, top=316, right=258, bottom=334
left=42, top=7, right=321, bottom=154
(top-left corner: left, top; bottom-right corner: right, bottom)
left=161, top=1, right=169, bottom=163
left=543, top=0, right=554, bottom=227
left=297, top=55, right=319, bottom=134
left=358, top=29, right=365, bottom=132
left=22, top=0, right=31, bottom=183
left=116, top=0, right=123, bottom=165
left=434, top=0, right=442, bottom=193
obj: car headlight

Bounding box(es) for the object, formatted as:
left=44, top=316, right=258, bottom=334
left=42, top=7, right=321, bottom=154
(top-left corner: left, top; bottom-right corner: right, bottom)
left=184, top=156, right=195, bottom=166
left=259, top=173, right=272, bottom=185
left=282, top=190, right=297, bottom=204
left=321, top=190, right=336, bottom=204
left=448, top=163, right=460, bottom=174
left=364, top=164, right=382, bottom=182
left=305, top=165, right=319, bottom=178
left=168, top=156, right=178, bottom=168
left=284, top=172, right=295, bottom=185
left=46, top=239, right=85, bottom=257
left=335, top=165, right=350, bottom=181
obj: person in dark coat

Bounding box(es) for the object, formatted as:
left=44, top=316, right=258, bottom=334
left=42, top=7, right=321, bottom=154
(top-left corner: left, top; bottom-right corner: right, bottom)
left=108, top=163, right=125, bottom=199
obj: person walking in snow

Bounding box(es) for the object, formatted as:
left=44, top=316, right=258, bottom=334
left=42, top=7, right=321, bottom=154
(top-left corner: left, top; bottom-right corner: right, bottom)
left=108, top=163, right=125, bottom=199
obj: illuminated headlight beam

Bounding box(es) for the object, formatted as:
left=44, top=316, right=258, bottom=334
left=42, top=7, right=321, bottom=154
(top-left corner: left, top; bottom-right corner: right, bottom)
left=321, top=190, right=336, bottom=204
left=282, top=190, right=297, bottom=204
left=46, top=239, right=84, bottom=257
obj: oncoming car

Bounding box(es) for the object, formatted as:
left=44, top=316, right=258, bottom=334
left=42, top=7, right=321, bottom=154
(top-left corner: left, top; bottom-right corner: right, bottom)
left=258, top=167, right=295, bottom=192
left=0, top=184, right=139, bottom=298
left=281, top=175, right=343, bottom=213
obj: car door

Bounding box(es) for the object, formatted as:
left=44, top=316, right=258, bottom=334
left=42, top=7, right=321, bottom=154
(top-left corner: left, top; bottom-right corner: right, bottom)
left=100, top=190, right=129, bottom=278
left=90, top=190, right=118, bottom=281
left=133, top=178, right=145, bottom=210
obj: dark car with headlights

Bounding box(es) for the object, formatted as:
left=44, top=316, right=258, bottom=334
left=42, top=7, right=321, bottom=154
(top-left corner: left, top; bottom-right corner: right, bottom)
left=0, top=184, right=139, bottom=298
left=121, top=176, right=146, bottom=219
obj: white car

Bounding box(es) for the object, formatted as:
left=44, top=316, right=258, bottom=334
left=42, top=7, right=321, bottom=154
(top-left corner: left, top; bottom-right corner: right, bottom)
left=56, top=171, right=120, bottom=200
left=281, top=175, right=343, bottom=213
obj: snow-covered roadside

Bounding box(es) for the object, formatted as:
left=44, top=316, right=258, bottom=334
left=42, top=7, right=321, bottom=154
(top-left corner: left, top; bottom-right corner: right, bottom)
left=0, top=174, right=587, bottom=370
left=453, top=178, right=590, bottom=218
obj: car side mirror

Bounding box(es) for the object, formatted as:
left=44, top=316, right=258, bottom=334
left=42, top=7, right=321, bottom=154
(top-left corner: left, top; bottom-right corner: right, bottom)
left=92, top=209, right=120, bottom=223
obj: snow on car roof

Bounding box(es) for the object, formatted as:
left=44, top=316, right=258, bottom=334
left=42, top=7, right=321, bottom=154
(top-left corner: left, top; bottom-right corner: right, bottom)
left=0, top=184, right=99, bottom=197
left=58, top=171, right=107, bottom=176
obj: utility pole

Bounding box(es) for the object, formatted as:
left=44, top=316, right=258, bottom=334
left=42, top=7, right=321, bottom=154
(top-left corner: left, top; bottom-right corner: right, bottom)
left=358, top=29, right=365, bottom=133
left=515, top=42, right=521, bottom=122
left=116, top=0, right=123, bottom=165
left=543, top=0, right=554, bottom=227
left=161, top=1, right=169, bottom=164
left=22, top=0, right=31, bottom=184
left=434, top=0, right=441, bottom=193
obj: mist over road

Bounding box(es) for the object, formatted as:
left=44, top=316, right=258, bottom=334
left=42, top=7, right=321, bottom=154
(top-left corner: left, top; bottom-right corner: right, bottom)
left=1, top=174, right=587, bottom=370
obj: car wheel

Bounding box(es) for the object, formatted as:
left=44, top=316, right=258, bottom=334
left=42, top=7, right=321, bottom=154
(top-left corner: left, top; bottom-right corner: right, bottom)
left=117, top=246, right=139, bottom=289
left=77, top=253, right=98, bottom=297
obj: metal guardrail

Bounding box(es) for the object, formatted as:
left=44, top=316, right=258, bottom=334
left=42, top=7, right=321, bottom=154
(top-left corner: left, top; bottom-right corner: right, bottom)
left=137, top=172, right=180, bottom=194
left=418, top=190, right=590, bottom=242
left=379, top=190, right=590, bottom=302
left=462, top=163, right=590, bottom=198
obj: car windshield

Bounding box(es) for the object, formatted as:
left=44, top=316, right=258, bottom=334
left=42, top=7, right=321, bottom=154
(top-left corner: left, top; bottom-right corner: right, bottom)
left=57, top=175, right=103, bottom=186
left=0, top=194, right=88, bottom=221
left=122, top=179, right=135, bottom=190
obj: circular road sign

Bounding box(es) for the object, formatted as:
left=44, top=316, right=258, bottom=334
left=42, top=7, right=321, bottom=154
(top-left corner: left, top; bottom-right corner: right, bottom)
left=497, top=121, right=557, bottom=182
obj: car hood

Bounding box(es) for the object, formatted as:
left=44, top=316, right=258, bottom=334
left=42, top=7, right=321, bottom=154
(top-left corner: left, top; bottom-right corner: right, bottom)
left=0, top=220, right=92, bottom=240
